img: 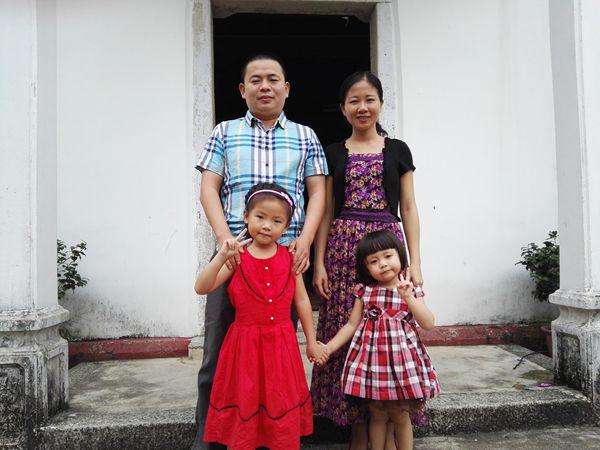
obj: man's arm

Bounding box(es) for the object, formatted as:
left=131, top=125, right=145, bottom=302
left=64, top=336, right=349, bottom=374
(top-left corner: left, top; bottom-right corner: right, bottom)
left=200, top=170, right=234, bottom=246
left=289, top=174, right=326, bottom=274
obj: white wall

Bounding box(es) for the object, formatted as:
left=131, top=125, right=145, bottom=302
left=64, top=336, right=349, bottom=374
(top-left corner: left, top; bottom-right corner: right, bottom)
left=57, top=0, right=198, bottom=338
left=396, top=0, right=558, bottom=324
left=55, top=0, right=558, bottom=338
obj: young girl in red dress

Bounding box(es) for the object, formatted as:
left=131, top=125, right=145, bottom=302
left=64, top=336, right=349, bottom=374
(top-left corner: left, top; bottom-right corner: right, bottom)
left=194, top=182, right=325, bottom=450
left=316, top=230, right=440, bottom=450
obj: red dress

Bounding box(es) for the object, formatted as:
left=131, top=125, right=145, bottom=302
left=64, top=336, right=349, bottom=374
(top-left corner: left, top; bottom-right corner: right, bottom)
left=341, top=285, right=440, bottom=401
left=204, top=245, right=313, bottom=450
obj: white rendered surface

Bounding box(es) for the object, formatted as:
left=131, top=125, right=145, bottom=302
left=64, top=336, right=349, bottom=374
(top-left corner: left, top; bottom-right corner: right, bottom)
left=0, top=0, right=58, bottom=310
left=51, top=0, right=559, bottom=337
left=396, top=0, right=558, bottom=324
left=56, top=0, right=198, bottom=338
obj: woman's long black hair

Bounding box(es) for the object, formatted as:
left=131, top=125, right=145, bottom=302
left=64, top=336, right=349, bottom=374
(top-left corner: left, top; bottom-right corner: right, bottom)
left=339, top=71, right=388, bottom=137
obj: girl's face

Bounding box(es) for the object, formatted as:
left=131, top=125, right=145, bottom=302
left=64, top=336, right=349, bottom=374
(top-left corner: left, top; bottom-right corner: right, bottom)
left=340, top=80, right=383, bottom=133
left=365, top=248, right=402, bottom=285
left=243, top=196, right=290, bottom=246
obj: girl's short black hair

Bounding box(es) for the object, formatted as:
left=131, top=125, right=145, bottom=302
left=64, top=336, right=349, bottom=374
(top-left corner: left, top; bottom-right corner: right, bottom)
left=244, top=182, right=295, bottom=222
left=356, top=230, right=408, bottom=285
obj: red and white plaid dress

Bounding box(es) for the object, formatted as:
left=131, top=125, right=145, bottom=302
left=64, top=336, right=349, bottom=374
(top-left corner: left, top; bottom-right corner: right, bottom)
left=341, top=285, right=440, bottom=401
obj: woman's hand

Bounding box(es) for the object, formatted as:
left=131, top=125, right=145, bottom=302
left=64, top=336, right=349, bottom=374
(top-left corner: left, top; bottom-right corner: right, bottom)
left=218, top=229, right=252, bottom=261
left=406, top=263, right=424, bottom=288
left=312, top=264, right=331, bottom=300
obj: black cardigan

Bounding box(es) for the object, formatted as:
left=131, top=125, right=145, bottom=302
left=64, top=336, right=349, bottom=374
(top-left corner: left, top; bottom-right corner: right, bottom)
left=325, top=138, right=416, bottom=220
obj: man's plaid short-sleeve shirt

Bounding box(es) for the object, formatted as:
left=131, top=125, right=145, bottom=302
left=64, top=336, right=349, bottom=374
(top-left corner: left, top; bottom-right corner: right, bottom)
left=196, top=111, right=328, bottom=245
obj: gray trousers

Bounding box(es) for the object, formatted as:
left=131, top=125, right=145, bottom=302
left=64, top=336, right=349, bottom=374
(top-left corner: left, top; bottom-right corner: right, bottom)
left=192, top=268, right=298, bottom=450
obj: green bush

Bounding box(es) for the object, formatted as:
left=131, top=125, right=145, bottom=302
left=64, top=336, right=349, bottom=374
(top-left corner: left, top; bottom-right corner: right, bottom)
left=516, top=231, right=559, bottom=302
left=57, top=239, right=88, bottom=299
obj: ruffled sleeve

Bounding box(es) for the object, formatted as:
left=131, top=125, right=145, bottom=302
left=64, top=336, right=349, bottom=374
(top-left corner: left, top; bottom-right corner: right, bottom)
left=353, top=283, right=366, bottom=302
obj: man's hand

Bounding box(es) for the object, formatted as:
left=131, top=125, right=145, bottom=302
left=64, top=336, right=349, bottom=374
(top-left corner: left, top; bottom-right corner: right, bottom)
left=288, top=236, right=311, bottom=275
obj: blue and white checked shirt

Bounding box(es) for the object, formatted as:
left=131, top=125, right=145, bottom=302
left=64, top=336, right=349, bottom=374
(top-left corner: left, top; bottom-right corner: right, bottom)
left=196, top=111, right=328, bottom=245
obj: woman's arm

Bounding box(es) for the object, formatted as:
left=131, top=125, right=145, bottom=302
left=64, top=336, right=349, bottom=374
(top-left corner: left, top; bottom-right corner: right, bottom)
left=324, top=298, right=364, bottom=354
left=312, top=176, right=334, bottom=299
left=399, top=171, right=423, bottom=286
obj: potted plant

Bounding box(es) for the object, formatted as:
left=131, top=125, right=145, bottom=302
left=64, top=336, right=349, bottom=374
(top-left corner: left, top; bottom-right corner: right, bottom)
left=516, top=230, right=559, bottom=353
left=57, top=239, right=88, bottom=300
left=57, top=239, right=88, bottom=342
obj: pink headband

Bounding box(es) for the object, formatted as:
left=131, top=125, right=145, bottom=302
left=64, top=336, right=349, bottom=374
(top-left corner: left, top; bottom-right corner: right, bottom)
left=247, top=189, right=294, bottom=210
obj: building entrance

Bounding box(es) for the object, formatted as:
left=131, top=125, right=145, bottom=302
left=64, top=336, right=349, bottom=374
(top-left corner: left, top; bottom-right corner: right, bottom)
left=213, top=13, right=370, bottom=147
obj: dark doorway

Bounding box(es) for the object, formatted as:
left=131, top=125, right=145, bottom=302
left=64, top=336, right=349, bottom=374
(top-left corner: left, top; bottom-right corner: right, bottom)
left=213, top=13, right=370, bottom=147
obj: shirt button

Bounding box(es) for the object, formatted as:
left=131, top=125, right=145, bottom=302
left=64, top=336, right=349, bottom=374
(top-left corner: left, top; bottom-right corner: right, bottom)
left=265, top=163, right=269, bottom=167
left=270, top=316, right=274, bottom=321
left=266, top=282, right=271, bottom=286
left=265, top=266, right=269, bottom=270
left=268, top=299, right=273, bottom=303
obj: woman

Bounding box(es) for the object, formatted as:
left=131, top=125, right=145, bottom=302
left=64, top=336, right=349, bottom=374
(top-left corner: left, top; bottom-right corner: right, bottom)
left=311, top=71, right=423, bottom=449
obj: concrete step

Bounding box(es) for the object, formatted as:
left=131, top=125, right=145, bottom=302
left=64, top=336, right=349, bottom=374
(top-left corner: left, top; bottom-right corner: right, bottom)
left=39, top=345, right=599, bottom=449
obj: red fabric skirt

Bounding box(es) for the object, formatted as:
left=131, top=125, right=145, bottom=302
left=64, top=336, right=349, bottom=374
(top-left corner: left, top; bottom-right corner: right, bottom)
left=204, top=321, right=312, bottom=450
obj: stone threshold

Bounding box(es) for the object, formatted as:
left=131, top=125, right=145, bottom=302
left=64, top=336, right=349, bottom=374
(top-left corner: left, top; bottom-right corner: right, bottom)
left=67, top=322, right=548, bottom=366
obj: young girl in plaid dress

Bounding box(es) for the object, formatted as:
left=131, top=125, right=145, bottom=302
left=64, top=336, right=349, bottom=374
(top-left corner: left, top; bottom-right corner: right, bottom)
left=317, top=230, right=439, bottom=450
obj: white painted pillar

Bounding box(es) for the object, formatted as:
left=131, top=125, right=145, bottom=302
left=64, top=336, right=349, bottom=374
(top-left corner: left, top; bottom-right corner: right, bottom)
left=371, top=1, right=401, bottom=138
left=0, top=0, right=69, bottom=445
left=548, top=0, right=600, bottom=402
left=189, top=0, right=215, bottom=355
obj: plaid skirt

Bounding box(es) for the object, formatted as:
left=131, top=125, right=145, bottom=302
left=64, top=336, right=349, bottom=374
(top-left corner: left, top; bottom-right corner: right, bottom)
left=341, top=285, right=440, bottom=401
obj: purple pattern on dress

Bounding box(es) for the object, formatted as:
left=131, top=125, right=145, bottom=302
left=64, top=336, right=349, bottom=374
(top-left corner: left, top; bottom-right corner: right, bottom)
left=310, top=153, right=408, bottom=426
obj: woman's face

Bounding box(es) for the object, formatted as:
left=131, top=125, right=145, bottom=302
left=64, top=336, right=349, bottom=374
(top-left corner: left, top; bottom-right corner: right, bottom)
left=341, top=80, right=383, bottom=133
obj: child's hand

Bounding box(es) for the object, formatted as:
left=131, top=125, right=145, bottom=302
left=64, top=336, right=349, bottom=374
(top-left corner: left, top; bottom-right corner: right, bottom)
left=307, top=341, right=330, bottom=366
left=397, top=273, right=415, bottom=301
left=218, top=229, right=252, bottom=261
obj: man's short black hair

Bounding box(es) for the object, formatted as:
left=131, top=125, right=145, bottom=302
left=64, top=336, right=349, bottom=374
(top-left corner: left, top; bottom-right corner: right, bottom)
left=240, top=53, right=287, bottom=82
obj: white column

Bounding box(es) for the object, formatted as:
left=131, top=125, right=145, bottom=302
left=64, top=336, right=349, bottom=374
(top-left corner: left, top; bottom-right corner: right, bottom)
left=0, top=0, right=69, bottom=446
left=370, top=1, right=401, bottom=138
left=548, top=0, right=600, bottom=402
left=189, top=0, right=215, bottom=355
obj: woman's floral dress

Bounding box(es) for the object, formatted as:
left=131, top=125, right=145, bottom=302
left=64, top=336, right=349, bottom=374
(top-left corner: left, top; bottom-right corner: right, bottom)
left=310, top=153, right=408, bottom=426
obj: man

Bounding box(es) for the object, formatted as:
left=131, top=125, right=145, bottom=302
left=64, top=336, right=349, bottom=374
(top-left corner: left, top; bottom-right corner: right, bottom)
left=192, top=54, right=327, bottom=449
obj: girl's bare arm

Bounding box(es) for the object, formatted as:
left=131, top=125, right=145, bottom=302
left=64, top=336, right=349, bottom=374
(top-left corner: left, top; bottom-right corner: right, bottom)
left=325, top=298, right=364, bottom=354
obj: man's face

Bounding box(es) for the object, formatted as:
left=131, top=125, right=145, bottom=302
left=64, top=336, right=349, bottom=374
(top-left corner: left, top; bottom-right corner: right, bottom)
left=239, top=59, right=290, bottom=121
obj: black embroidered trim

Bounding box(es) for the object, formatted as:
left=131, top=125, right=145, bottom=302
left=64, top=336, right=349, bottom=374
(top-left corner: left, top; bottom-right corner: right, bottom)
left=209, top=392, right=311, bottom=422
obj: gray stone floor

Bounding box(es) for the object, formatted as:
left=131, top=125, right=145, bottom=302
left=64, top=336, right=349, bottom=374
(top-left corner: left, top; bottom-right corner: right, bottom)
left=67, top=345, right=555, bottom=413
left=302, top=426, right=600, bottom=449
left=47, top=345, right=597, bottom=449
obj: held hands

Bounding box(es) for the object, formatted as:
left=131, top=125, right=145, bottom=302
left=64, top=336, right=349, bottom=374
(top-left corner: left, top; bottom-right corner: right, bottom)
left=218, top=229, right=252, bottom=267
left=288, top=236, right=310, bottom=275
left=307, top=341, right=330, bottom=366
